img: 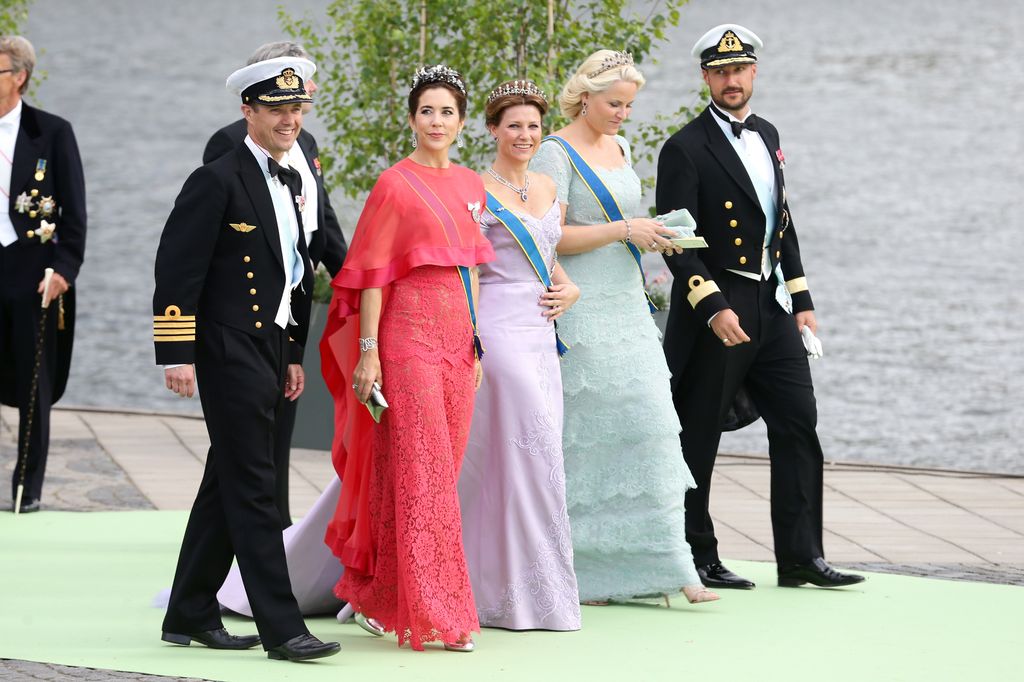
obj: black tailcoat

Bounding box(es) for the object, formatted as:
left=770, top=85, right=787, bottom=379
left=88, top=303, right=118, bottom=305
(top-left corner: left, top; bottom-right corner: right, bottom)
left=201, top=120, right=347, bottom=528
left=655, top=105, right=825, bottom=567
left=1, top=103, right=86, bottom=504
left=153, top=144, right=310, bottom=648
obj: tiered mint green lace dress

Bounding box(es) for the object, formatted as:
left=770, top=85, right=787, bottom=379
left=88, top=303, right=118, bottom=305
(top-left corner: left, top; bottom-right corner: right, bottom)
left=530, top=136, right=700, bottom=601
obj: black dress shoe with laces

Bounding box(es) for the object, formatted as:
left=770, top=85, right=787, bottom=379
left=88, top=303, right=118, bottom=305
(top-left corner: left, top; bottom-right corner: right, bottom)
left=777, top=557, right=866, bottom=588
left=267, top=634, right=341, bottom=661
left=697, top=562, right=756, bottom=589
left=161, top=627, right=261, bottom=649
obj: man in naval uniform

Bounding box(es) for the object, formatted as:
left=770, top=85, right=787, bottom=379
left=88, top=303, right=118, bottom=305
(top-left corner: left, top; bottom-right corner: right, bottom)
left=153, top=56, right=339, bottom=661
left=202, top=40, right=347, bottom=529
left=656, top=24, right=864, bottom=589
left=0, top=36, right=86, bottom=514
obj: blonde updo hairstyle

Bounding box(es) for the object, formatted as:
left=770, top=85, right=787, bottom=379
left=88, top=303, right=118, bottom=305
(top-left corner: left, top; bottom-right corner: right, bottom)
left=559, top=49, right=646, bottom=119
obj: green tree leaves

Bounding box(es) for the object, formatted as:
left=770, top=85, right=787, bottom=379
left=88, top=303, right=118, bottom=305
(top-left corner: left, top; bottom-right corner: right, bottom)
left=282, top=0, right=705, bottom=201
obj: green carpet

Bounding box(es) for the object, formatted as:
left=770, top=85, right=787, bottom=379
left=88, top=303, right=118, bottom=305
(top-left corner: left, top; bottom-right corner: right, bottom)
left=1, top=511, right=1021, bottom=681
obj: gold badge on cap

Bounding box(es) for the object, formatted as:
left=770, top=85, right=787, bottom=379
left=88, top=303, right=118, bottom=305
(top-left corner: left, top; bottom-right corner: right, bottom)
left=717, top=30, right=743, bottom=54
left=276, top=68, right=300, bottom=91
left=34, top=158, right=47, bottom=181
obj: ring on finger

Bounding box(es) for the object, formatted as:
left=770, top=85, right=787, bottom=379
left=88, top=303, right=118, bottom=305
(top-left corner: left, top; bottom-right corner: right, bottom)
left=721, top=337, right=729, bottom=344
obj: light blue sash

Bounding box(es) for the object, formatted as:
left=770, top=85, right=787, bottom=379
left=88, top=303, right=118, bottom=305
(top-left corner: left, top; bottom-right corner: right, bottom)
left=543, top=135, right=656, bottom=312
left=485, top=191, right=569, bottom=357
left=456, top=265, right=484, bottom=359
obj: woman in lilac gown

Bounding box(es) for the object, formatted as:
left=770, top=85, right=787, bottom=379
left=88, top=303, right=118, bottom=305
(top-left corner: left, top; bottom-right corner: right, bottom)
left=457, top=80, right=582, bottom=631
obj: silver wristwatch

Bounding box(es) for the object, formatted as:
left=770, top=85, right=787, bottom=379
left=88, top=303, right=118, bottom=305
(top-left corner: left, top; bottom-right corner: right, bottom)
left=359, top=337, right=378, bottom=353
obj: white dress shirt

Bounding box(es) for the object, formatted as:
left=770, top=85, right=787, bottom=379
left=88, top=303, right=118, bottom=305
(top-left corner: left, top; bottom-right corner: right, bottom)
left=243, top=135, right=306, bottom=330
left=0, top=100, right=23, bottom=247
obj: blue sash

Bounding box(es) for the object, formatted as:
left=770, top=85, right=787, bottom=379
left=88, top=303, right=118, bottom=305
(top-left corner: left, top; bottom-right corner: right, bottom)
left=456, top=265, right=484, bottom=359
left=543, top=135, right=656, bottom=312
left=485, top=192, right=569, bottom=357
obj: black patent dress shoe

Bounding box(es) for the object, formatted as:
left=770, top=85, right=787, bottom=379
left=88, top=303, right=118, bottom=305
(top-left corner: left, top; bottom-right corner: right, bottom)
left=777, top=557, right=866, bottom=588
left=697, top=562, right=756, bottom=589
left=13, top=499, right=40, bottom=513
left=161, top=627, right=261, bottom=649
left=267, top=634, right=341, bottom=661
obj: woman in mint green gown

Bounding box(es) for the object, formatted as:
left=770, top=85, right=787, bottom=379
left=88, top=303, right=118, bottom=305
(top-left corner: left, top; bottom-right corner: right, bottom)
left=529, top=50, right=718, bottom=605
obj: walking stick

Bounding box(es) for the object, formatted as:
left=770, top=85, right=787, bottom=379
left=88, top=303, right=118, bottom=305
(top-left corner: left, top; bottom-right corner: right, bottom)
left=14, top=267, right=54, bottom=516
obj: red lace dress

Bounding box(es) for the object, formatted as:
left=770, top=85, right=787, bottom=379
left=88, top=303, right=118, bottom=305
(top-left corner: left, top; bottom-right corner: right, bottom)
left=321, top=158, right=494, bottom=649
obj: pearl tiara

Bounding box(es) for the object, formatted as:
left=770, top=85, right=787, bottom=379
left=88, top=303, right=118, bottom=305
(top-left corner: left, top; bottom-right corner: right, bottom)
left=587, top=51, right=634, bottom=78
left=486, top=79, right=547, bottom=104
left=410, top=64, right=466, bottom=95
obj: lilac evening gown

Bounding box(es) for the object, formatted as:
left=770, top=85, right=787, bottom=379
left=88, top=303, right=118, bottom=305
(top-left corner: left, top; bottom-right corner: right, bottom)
left=457, top=199, right=581, bottom=631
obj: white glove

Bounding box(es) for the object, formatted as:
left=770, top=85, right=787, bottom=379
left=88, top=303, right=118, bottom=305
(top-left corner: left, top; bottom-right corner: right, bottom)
left=801, top=325, right=823, bottom=359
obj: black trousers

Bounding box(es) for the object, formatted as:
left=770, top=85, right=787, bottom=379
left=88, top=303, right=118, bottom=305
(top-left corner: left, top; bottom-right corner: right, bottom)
left=674, top=272, right=824, bottom=567
left=1, top=244, right=57, bottom=504
left=273, top=396, right=296, bottom=529
left=162, top=319, right=306, bottom=650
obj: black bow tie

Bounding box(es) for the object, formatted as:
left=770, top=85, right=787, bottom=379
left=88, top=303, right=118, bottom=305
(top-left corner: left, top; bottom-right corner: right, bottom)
left=711, top=106, right=758, bottom=138
left=267, top=157, right=302, bottom=196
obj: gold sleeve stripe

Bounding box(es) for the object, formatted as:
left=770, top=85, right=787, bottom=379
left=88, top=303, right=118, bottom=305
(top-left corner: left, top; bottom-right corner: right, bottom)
left=687, top=276, right=722, bottom=309
left=785, top=277, right=809, bottom=294
left=154, top=335, right=196, bottom=342
left=154, top=321, right=196, bottom=329
left=155, top=305, right=195, bottom=322
left=154, top=328, right=196, bottom=336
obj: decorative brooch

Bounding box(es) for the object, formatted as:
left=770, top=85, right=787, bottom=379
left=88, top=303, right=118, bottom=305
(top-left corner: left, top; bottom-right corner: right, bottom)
left=467, top=201, right=482, bottom=223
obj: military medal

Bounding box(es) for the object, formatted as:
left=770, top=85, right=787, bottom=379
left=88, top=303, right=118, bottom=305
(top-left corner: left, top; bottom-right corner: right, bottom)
left=14, top=192, right=32, bottom=213
left=37, top=219, right=56, bottom=243
left=295, top=194, right=306, bottom=213
left=34, top=159, right=47, bottom=182
left=38, top=196, right=57, bottom=217
left=775, top=148, right=786, bottom=170
left=313, top=157, right=322, bottom=177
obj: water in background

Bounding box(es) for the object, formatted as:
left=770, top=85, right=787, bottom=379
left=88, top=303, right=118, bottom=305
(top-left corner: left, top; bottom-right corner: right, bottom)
left=23, top=0, right=1024, bottom=472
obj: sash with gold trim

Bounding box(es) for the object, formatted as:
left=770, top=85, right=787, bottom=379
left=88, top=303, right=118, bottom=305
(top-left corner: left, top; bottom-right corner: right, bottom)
left=393, top=165, right=484, bottom=359
left=542, top=135, right=656, bottom=313
left=485, top=191, right=569, bottom=357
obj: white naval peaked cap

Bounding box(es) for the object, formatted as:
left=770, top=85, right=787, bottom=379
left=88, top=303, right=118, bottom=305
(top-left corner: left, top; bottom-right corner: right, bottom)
left=225, top=56, right=316, bottom=104
left=691, top=24, right=763, bottom=68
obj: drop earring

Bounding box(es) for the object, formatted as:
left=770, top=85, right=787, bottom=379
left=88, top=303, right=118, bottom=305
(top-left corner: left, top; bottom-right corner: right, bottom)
left=411, top=131, right=417, bottom=148
left=581, top=101, right=588, bottom=117
left=456, top=131, right=465, bottom=148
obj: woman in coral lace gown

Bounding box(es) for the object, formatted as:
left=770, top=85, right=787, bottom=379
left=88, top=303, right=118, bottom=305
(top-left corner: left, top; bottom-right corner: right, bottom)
left=320, top=65, right=494, bottom=652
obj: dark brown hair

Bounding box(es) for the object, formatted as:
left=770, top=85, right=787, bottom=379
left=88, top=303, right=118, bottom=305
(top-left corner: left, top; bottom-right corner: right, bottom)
left=408, top=82, right=468, bottom=119
left=484, top=90, right=548, bottom=128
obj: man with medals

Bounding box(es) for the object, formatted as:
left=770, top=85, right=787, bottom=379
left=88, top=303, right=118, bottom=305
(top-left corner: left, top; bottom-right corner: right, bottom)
left=656, top=24, right=865, bottom=589
left=153, top=56, right=339, bottom=661
left=202, top=40, right=347, bottom=529
left=0, top=36, right=86, bottom=514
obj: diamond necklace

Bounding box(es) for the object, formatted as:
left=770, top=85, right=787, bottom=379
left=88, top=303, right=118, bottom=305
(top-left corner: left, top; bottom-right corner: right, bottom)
left=487, top=167, right=530, bottom=202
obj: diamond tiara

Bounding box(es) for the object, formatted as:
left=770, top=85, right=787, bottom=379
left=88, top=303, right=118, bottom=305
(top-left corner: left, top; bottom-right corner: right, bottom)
left=587, top=51, right=635, bottom=79
left=486, top=79, right=547, bottom=104
left=410, top=64, right=466, bottom=95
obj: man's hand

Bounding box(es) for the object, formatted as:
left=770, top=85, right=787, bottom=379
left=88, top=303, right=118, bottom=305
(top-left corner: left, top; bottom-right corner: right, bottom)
left=165, top=365, right=196, bottom=398
left=795, top=310, right=817, bottom=335
left=284, top=363, right=305, bottom=401
left=710, top=308, right=751, bottom=347
left=38, top=271, right=69, bottom=308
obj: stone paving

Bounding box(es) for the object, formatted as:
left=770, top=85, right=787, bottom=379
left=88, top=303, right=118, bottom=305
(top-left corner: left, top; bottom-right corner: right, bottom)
left=2, top=407, right=1023, bottom=680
